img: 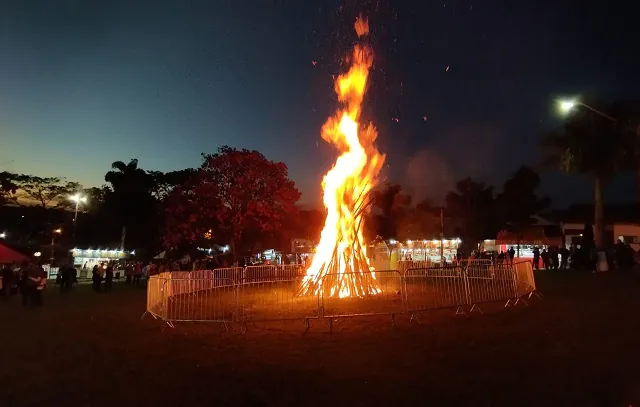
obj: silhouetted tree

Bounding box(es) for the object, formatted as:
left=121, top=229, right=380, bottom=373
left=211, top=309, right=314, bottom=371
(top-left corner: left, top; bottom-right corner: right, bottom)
left=148, top=169, right=197, bottom=200
left=10, top=174, right=80, bottom=209
left=0, top=172, right=18, bottom=206
left=445, top=177, right=497, bottom=250
left=104, top=159, right=158, bottom=250
left=496, top=166, right=550, bottom=243
left=370, top=183, right=412, bottom=239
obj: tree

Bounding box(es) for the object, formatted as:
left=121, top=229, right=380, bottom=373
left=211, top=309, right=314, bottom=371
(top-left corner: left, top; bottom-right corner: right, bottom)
left=163, top=146, right=301, bottom=262
left=0, top=172, right=18, bottom=206
left=12, top=175, right=80, bottom=209
left=607, top=100, right=640, bottom=202
left=542, top=98, right=626, bottom=248
left=104, top=159, right=158, bottom=250
left=445, top=177, right=497, bottom=251
left=370, top=183, right=413, bottom=239
left=148, top=169, right=196, bottom=200
left=496, top=166, right=550, bottom=251
left=163, top=171, right=222, bottom=249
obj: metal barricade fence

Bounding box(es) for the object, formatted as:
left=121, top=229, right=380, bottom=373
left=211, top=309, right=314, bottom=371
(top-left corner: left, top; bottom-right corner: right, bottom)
left=146, top=274, right=165, bottom=318
left=143, top=261, right=536, bottom=327
left=464, top=262, right=518, bottom=306
left=398, top=260, right=433, bottom=275
left=206, top=267, right=244, bottom=283
left=405, top=266, right=470, bottom=312
left=513, top=261, right=536, bottom=296
left=462, top=259, right=494, bottom=278
left=319, top=271, right=405, bottom=318
left=236, top=275, right=320, bottom=322
left=243, top=265, right=278, bottom=283
left=277, top=264, right=305, bottom=280
left=162, top=277, right=236, bottom=324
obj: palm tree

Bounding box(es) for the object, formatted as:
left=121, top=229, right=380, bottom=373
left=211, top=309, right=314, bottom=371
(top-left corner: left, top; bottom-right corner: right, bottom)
left=104, top=159, right=157, bottom=249
left=541, top=99, right=626, bottom=248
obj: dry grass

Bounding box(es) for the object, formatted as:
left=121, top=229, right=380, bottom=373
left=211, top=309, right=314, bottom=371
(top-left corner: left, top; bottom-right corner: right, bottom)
left=2, top=271, right=640, bottom=406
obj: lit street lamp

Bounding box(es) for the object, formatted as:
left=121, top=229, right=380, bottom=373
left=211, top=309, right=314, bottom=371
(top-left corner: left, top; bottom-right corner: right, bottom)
left=69, top=193, right=87, bottom=238
left=556, top=98, right=616, bottom=122
left=51, top=228, right=62, bottom=266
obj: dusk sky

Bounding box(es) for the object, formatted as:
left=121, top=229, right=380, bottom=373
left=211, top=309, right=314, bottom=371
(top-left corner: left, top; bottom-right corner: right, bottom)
left=1, top=0, right=638, bottom=208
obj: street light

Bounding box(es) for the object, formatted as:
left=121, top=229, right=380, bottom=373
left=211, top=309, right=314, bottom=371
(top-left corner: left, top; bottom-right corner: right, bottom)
left=51, top=228, right=62, bottom=266
left=69, top=193, right=88, bottom=231
left=556, top=98, right=616, bottom=122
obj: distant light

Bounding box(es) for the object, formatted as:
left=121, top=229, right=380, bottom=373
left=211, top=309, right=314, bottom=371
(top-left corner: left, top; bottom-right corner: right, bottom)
left=34, top=252, right=42, bottom=257
left=69, top=193, right=88, bottom=203
left=557, top=98, right=577, bottom=114
left=0, top=232, right=5, bottom=239
left=53, top=228, right=62, bottom=234
left=388, top=239, right=397, bottom=245
left=130, top=250, right=135, bottom=255
left=222, top=245, right=229, bottom=253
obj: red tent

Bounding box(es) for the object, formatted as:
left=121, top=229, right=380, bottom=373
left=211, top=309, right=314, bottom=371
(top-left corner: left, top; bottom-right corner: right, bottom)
left=0, top=242, right=30, bottom=264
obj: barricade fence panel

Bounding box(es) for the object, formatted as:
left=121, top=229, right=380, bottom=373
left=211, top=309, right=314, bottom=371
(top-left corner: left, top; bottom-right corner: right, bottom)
left=146, top=275, right=165, bottom=317
left=162, top=278, right=236, bottom=322
left=320, top=271, right=405, bottom=318
left=405, top=267, right=470, bottom=311
left=513, top=261, right=536, bottom=296
left=144, top=262, right=537, bottom=325
left=237, top=276, right=320, bottom=322
left=465, top=262, right=518, bottom=305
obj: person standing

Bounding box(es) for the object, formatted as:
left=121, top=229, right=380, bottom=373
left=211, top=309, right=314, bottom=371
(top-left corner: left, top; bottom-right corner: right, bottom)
left=104, top=263, right=114, bottom=292
left=1, top=264, right=13, bottom=298
left=18, top=262, right=30, bottom=306
left=28, top=264, right=46, bottom=306
left=532, top=247, right=540, bottom=270
left=133, top=262, right=142, bottom=285
left=91, top=264, right=101, bottom=292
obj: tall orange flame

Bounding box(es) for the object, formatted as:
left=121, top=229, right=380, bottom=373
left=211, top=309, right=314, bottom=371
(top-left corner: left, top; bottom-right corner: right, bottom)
left=299, top=16, right=385, bottom=299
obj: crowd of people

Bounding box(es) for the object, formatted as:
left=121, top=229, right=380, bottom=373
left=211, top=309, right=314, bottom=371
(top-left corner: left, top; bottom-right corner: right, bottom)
left=1, top=262, right=48, bottom=306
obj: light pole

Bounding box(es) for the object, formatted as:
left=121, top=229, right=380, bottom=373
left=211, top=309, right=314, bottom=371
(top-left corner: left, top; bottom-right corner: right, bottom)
left=556, top=97, right=614, bottom=272
left=69, top=193, right=87, bottom=237
left=51, top=228, right=62, bottom=266
left=557, top=98, right=616, bottom=122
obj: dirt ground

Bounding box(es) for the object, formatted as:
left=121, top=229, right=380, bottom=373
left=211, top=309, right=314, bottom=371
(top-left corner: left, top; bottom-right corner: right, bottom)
left=2, top=271, right=640, bottom=406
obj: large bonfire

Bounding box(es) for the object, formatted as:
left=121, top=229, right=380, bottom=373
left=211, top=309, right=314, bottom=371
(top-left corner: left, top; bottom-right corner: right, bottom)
left=298, top=16, right=385, bottom=299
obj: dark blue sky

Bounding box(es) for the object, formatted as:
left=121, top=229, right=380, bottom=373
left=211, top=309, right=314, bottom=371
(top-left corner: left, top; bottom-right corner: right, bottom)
left=1, top=0, right=638, bottom=208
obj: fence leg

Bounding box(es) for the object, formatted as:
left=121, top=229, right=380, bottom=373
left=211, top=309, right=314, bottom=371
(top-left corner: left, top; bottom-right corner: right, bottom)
left=529, top=291, right=544, bottom=300
left=140, top=311, right=149, bottom=320
left=390, top=313, right=395, bottom=328
left=469, top=304, right=483, bottom=315
left=454, top=306, right=467, bottom=317
left=409, top=312, right=421, bottom=324
left=304, top=318, right=310, bottom=333
left=328, top=318, right=333, bottom=334
left=165, top=321, right=175, bottom=329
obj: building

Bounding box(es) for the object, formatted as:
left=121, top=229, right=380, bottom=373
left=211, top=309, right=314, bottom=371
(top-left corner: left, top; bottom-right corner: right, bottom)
left=554, top=203, right=640, bottom=249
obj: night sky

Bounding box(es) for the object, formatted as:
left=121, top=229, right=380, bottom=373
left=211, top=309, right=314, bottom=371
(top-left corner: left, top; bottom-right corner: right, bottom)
left=2, top=0, right=639, bottom=208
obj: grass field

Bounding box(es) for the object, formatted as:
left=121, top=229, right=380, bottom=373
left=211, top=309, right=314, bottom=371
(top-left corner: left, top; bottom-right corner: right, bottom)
left=2, top=271, right=640, bottom=406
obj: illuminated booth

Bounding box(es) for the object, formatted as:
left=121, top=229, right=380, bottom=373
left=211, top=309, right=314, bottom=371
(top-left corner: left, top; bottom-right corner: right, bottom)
left=71, top=248, right=132, bottom=273
left=368, top=238, right=462, bottom=270
left=484, top=228, right=564, bottom=260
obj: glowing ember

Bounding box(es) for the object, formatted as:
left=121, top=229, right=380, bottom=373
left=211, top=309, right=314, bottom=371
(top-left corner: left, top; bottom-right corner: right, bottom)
left=299, top=16, right=385, bottom=299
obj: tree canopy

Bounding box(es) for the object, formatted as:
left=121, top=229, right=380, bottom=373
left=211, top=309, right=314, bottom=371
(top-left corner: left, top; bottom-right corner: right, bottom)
left=163, top=146, right=301, bottom=260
